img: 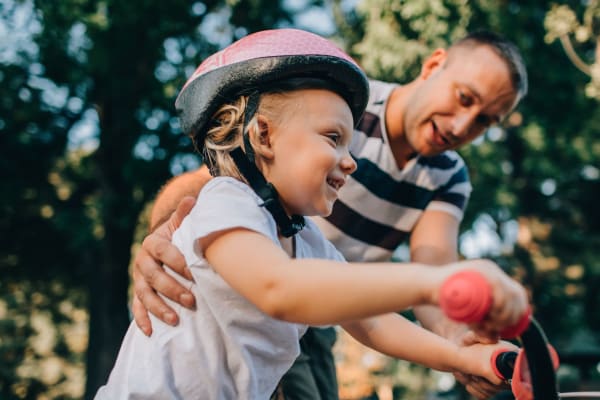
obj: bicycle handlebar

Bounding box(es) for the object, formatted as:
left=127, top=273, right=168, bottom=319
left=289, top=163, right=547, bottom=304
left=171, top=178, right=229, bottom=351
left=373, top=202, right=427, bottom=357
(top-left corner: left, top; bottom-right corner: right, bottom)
left=490, top=325, right=561, bottom=400
left=439, top=270, right=561, bottom=399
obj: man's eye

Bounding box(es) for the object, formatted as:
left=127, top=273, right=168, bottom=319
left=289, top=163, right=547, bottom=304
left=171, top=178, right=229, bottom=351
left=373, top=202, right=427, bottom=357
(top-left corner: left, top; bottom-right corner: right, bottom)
left=458, top=91, right=473, bottom=107
left=475, top=115, right=492, bottom=126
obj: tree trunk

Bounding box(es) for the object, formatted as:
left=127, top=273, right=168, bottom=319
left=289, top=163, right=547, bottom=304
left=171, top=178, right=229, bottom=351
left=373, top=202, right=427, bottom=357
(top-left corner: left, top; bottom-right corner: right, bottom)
left=84, top=209, right=133, bottom=398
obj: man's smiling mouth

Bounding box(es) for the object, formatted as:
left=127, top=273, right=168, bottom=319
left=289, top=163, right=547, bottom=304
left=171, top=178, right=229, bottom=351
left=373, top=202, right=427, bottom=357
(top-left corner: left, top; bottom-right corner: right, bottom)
left=432, top=120, right=451, bottom=145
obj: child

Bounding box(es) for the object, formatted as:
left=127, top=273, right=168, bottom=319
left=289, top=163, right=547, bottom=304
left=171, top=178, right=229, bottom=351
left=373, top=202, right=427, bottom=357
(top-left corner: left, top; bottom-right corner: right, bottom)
left=96, top=29, right=527, bottom=399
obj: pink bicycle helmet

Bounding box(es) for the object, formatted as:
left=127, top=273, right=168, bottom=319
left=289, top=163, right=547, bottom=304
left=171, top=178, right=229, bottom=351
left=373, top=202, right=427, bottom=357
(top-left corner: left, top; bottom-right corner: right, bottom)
left=175, top=29, right=369, bottom=238
left=175, top=28, right=369, bottom=141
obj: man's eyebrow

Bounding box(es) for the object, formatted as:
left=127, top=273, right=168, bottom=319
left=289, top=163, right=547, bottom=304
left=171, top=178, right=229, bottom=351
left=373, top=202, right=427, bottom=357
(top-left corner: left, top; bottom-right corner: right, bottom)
left=463, top=83, right=515, bottom=123
left=462, top=82, right=483, bottom=102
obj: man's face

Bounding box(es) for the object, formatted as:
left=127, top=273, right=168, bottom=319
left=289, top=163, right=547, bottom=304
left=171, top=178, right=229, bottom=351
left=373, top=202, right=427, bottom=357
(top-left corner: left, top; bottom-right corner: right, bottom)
left=403, top=45, right=518, bottom=157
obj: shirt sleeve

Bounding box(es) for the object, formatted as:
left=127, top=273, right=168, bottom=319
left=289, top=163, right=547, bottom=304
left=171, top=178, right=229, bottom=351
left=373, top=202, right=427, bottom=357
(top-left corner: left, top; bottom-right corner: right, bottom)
left=427, top=159, right=472, bottom=221
left=300, top=218, right=347, bottom=263
left=174, top=178, right=278, bottom=259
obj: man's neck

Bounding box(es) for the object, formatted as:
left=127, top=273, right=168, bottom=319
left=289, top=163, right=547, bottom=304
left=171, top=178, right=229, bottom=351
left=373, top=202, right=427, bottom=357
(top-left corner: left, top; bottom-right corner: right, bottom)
left=384, top=84, right=418, bottom=169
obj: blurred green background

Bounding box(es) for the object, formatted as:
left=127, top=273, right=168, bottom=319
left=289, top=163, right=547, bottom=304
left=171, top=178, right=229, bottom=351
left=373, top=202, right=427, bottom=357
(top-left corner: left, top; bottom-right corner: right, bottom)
left=1, top=0, right=599, bottom=399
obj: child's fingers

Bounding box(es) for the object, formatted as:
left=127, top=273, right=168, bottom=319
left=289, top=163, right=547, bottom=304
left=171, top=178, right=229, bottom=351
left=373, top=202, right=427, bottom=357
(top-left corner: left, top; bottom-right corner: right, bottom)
left=488, top=277, right=528, bottom=331
left=471, top=325, right=500, bottom=343
left=489, top=290, right=515, bottom=327
left=440, top=264, right=530, bottom=336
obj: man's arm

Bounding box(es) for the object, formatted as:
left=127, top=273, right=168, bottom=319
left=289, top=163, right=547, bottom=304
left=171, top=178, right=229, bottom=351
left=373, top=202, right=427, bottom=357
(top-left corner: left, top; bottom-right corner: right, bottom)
left=410, top=209, right=508, bottom=398
left=409, top=209, right=462, bottom=338
left=150, top=166, right=212, bottom=230
left=132, top=166, right=211, bottom=335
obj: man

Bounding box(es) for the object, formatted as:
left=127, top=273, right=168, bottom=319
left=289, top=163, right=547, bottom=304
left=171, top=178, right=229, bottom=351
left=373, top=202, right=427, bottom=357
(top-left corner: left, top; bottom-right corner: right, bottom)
left=131, top=30, right=527, bottom=399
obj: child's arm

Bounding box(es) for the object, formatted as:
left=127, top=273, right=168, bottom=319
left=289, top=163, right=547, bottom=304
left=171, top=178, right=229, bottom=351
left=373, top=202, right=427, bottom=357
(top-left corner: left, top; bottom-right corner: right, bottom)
left=202, top=227, right=527, bottom=333
left=341, top=314, right=516, bottom=385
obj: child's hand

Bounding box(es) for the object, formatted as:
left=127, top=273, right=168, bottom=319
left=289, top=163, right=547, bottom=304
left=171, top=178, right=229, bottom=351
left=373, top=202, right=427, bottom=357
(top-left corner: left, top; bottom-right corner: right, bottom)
left=437, top=259, right=529, bottom=340
left=454, top=340, right=518, bottom=399
left=452, top=330, right=512, bottom=398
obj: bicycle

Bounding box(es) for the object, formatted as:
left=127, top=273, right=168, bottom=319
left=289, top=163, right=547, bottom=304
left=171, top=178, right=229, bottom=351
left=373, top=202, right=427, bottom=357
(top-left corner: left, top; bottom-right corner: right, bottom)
left=440, top=270, right=600, bottom=399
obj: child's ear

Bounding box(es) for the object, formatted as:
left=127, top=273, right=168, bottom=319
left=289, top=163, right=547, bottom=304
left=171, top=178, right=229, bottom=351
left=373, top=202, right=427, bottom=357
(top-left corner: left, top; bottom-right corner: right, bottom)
left=251, top=115, right=274, bottom=160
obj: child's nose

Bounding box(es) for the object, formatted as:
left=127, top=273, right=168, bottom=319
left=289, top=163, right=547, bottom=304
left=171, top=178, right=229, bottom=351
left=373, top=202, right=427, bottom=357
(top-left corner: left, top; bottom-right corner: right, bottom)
left=340, top=150, right=357, bottom=174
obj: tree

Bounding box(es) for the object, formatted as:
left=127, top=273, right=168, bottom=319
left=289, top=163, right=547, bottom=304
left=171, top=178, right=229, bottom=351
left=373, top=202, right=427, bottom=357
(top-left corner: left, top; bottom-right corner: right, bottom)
left=3, top=0, right=598, bottom=398
left=1, top=0, right=309, bottom=397
left=332, top=0, right=600, bottom=395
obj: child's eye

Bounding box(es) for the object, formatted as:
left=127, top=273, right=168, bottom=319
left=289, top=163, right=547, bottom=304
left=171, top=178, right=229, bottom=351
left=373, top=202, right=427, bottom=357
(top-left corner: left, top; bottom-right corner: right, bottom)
left=326, top=133, right=340, bottom=145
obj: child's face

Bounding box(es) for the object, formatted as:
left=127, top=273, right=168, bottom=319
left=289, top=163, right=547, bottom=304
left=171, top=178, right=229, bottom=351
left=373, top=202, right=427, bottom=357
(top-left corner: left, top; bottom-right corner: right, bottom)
left=261, top=89, right=356, bottom=217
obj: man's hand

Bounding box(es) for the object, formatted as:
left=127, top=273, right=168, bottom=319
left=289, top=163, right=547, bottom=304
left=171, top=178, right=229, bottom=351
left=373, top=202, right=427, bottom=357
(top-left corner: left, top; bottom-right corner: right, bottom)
left=409, top=210, right=511, bottom=398
left=456, top=372, right=509, bottom=399
left=132, top=196, right=197, bottom=336
left=425, top=316, right=508, bottom=398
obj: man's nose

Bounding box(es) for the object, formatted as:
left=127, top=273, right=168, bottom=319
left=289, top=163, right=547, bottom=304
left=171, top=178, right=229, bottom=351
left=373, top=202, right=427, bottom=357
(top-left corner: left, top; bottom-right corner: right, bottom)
left=451, top=111, right=478, bottom=139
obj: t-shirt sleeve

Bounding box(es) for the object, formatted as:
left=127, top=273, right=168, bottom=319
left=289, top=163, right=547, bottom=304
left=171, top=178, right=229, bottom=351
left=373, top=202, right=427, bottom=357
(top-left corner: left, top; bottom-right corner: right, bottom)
left=427, top=159, right=472, bottom=221
left=300, top=219, right=347, bottom=263
left=174, top=178, right=277, bottom=259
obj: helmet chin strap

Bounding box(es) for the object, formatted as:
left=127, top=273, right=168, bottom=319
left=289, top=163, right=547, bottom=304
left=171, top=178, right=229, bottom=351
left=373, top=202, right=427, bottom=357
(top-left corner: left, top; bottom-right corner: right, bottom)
left=231, top=91, right=305, bottom=238
left=231, top=148, right=305, bottom=237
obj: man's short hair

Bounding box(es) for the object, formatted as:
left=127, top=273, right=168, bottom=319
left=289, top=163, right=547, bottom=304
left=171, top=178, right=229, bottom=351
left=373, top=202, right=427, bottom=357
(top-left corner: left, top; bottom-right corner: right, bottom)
left=452, top=30, right=528, bottom=101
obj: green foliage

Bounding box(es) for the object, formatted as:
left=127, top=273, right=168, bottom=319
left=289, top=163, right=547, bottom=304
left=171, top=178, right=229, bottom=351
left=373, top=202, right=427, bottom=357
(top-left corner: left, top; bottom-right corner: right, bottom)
left=2, top=0, right=599, bottom=398
left=458, top=1, right=600, bottom=347
left=336, top=0, right=600, bottom=394
left=1, top=0, right=313, bottom=397
left=335, top=0, right=471, bottom=81
left=0, top=279, right=87, bottom=399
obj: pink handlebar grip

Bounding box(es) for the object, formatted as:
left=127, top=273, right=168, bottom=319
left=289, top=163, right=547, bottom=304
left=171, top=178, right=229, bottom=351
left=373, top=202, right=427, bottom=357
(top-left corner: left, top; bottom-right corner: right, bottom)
left=440, top=270, right=493, bottom=323
left=439, top=270, right=530, bottom=338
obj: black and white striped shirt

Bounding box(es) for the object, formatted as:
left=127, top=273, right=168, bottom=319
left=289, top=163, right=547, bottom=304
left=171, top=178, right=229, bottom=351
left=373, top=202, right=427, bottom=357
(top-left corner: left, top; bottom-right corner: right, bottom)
left=312, top=80, right=472, bottom=262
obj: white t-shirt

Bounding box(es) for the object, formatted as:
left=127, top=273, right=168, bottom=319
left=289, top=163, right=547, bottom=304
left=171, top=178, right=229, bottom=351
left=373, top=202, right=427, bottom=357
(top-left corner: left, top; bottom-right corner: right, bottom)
left=96, top=177, right=345, bottom=400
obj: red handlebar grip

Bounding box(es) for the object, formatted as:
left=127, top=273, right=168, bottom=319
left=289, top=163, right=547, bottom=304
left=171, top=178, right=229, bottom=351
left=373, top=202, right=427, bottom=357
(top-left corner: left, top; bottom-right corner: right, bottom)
left=440, top=270, right=530, bottom=338
left=440, top=270, right=493, bottom=323
left=490, top=348, right=518, bottom=380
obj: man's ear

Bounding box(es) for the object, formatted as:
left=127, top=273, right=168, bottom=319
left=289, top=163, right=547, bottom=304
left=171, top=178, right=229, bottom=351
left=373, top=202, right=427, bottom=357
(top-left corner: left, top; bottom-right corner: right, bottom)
left=250, top=114, right=275, bottom=160
left=420, top=48, right=447, bottom=80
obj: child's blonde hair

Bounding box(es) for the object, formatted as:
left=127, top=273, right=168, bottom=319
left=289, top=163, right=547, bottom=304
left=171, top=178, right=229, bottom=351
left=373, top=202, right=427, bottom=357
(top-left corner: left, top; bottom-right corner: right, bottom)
left=195, top=77, right=351, bottom=181
left=198, top=92, right=285, bottom=180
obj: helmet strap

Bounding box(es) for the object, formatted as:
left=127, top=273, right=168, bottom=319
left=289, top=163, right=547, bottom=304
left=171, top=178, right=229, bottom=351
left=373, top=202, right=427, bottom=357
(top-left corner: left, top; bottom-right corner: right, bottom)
left=235, top=91, right=305, bottom=237
left=231, top=147, right=305, bottom=237
left=242, top=91, right=260, bottom=164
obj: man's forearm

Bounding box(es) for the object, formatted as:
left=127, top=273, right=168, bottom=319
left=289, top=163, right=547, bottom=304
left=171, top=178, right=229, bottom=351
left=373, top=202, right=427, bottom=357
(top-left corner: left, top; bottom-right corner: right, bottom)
left=410, top=243, right=464, bottom=338
left=150, top=166, right=212, bottom=231
left=412, top=304, right=468, bottom=339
